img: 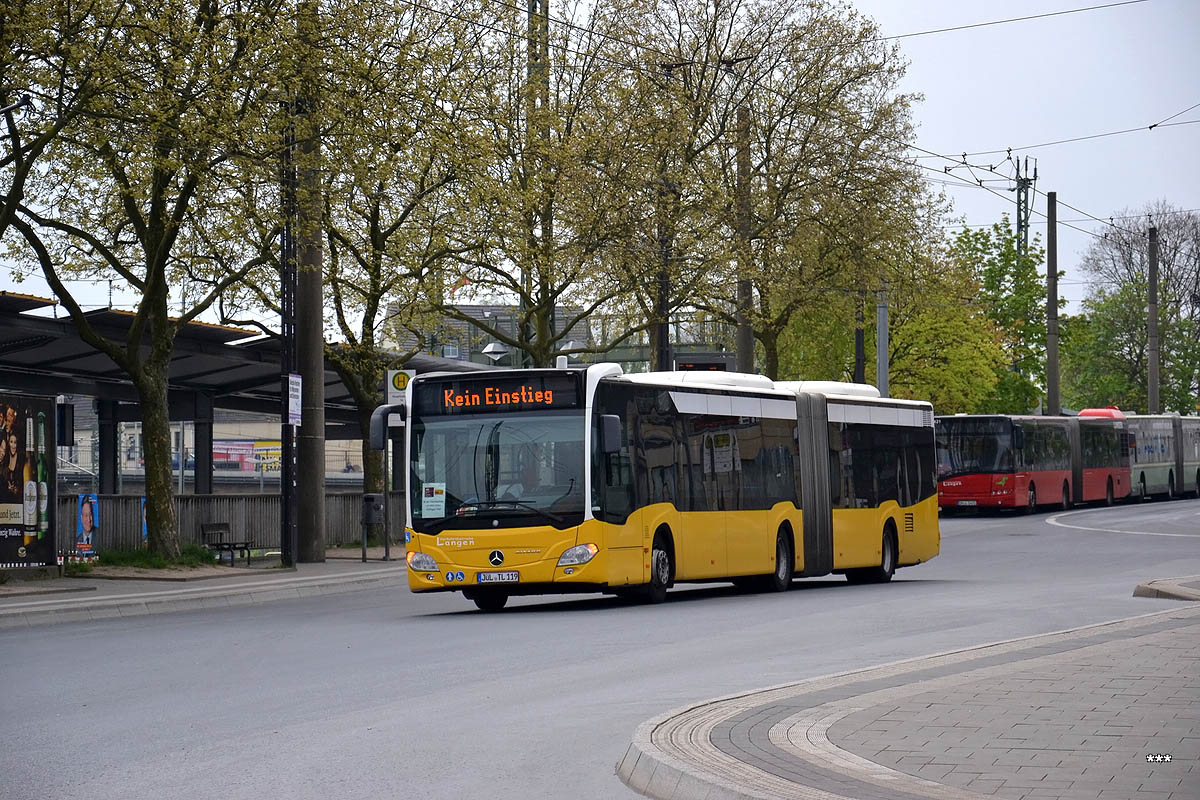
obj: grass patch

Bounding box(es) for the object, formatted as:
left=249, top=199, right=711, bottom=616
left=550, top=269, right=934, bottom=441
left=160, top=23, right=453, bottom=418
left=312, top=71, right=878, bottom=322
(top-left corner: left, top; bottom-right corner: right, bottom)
left=336, top=537, right=384, bottom=548
left=98, top=544, right=219, bottom=569
left=63, top=561, right=94, bottom=576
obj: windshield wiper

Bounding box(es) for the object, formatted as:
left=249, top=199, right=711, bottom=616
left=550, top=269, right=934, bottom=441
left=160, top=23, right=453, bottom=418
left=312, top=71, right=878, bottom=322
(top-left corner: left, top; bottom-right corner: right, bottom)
left=456, top=500, right=564, bottom=526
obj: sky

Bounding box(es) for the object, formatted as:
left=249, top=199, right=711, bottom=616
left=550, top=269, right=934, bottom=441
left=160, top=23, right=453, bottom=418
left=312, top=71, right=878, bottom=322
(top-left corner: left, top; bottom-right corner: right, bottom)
left=851, top=0, right=1200, bottom=311
left=2, top=0, right=1197, bottom=316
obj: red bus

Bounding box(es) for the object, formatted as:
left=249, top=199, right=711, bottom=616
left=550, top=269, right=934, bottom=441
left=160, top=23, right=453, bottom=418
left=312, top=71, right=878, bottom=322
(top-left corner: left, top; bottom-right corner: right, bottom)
left=936, top=410, right=1130, bottom=511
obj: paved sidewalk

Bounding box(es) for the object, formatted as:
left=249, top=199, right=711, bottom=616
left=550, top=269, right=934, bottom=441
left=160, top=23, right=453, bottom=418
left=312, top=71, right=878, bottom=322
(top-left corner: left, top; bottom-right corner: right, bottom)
left=0, top=558, right=407, bottom=629
left=619, top=602, right=1200, bottom=800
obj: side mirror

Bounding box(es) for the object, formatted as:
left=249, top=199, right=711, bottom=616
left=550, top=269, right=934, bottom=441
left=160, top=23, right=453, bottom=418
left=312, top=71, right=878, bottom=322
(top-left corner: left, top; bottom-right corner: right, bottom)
left=600, top=414, right=622, bottom=454
left=1012, top=426, right=1025, bottom=450
left=369, top=403, right=406, bottom=451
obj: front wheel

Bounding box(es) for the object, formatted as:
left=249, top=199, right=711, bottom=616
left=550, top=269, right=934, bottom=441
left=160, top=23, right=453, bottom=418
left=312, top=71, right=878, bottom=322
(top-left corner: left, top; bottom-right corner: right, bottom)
left=643, top=532, right=672, bottom=604
left=469, top=591, right=509, bottom=612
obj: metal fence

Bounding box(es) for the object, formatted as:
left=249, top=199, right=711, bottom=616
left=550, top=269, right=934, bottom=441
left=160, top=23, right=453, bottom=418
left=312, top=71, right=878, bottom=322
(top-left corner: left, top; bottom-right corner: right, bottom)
left=55, top=491, right=408, bottom=552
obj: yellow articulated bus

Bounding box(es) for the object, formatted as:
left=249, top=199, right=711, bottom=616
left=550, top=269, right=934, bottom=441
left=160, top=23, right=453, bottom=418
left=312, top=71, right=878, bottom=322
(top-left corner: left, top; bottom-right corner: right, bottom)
left=401, top=364, right=939, bottom=611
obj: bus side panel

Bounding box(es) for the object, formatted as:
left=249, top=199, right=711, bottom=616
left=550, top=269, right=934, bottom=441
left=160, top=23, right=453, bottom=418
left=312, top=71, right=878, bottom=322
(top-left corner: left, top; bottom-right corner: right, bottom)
left=595, top=518, right=644, bottom=588
left=676, top=509, right=726, bottom=579
left=796, top=393, right=832, bottom=577
left=899, top=494, right=940, bottom=566
left=832, top=507, right=888, bottom=569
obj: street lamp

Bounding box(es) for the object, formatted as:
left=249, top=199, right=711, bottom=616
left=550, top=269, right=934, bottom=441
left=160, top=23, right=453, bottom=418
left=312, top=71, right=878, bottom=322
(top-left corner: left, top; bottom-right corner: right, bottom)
left=482, top=342, right=509, bottom=363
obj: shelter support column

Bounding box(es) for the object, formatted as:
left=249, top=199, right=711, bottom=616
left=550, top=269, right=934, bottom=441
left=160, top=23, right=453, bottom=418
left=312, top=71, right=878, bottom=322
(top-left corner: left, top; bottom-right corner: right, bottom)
left=194, top=394, right=213, bottom=495
left=97, top=399, right=119, bottom=495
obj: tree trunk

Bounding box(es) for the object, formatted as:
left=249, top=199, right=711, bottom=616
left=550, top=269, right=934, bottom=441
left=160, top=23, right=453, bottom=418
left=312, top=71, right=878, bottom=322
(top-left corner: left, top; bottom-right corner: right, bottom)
left=761, top=329, right=781, bottom=381
left=137, top=368, right=181, bottom=559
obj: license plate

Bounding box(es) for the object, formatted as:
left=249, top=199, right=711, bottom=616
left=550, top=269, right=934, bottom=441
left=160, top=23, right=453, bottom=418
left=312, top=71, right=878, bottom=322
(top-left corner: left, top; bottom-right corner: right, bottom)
left=957, top=500, right=977, bottom=506
left=477, top=571, right=519, bottom=584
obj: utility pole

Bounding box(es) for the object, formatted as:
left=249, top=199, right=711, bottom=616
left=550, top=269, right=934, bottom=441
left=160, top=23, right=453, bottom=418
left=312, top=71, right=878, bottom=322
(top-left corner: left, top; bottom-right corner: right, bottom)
left=654, top=62, right=687, bottom=372
left=279, top=100, right=298, bottom=568
left=875, top=282, right=889, bottom=397
left=1148, top=225, right=1160, bottom=414
left=734, top=103, right=753, bottom=374
left=297, top=0, right=326, bottom=562
left=1014, top=156, right=1038, bottom=257
left=719, top=57, right=754, bottom=375
left=520, top=0, right=551, bottom=369
left=1046, top=192, right=1060, bottom=416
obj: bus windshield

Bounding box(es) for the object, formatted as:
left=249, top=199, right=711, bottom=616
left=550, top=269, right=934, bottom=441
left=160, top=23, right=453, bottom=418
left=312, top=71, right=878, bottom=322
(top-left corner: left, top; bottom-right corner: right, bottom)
left=409, top=411, right=586, bottom=533
left=936, top=418, right=1015, bottom=478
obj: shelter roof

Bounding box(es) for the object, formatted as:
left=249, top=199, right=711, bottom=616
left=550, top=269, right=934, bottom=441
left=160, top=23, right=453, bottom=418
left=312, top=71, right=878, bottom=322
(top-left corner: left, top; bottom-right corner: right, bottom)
left=0, top=294, right=491, bottom=424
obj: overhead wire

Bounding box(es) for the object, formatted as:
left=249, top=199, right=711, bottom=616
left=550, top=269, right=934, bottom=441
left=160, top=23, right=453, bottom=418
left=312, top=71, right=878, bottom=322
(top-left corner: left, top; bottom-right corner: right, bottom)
left=876, top=0, right=1147, bottom=42
left=387, top=0, right=1167, bottom=243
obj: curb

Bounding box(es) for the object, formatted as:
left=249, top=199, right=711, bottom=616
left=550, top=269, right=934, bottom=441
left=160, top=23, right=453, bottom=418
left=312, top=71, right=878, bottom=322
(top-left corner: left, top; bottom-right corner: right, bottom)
left=0, top=566, right=409, bottom=629
left=617, top=605, right=1200, bottom=800
left=1133, top=575, right=1200, bottom=601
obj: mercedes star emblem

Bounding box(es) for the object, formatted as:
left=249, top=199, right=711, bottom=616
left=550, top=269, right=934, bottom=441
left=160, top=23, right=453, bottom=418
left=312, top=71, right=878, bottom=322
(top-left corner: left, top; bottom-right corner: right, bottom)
left=488, top=550, right=505, bottom=566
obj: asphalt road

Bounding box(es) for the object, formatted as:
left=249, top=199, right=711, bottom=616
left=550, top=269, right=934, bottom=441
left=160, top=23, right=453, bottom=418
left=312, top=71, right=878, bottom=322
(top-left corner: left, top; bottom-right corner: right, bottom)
left=3, top=498, right=1199, bottom=800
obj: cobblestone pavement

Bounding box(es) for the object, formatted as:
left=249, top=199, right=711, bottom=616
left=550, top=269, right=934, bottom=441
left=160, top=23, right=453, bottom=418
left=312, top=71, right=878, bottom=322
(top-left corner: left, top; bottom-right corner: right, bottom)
left=619, top=605, right=1200, bottom=800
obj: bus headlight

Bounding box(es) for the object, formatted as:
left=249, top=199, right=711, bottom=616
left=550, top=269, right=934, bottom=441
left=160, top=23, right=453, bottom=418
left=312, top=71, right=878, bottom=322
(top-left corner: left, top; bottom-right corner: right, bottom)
left=557, top=543, right=598, bottom=567
left=407, top=551, right=438, bottom=572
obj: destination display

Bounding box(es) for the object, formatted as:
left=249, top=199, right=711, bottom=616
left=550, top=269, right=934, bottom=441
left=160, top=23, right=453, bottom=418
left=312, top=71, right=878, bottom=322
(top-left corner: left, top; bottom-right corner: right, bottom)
left=414, top=374, right=580, bottom=415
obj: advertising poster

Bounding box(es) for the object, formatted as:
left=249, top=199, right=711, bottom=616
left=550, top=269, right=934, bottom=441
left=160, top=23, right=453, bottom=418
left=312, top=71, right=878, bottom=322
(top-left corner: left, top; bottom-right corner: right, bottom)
left=0, top=392, right=56, bottom=568
left=76, top=493, right=99, bottom=556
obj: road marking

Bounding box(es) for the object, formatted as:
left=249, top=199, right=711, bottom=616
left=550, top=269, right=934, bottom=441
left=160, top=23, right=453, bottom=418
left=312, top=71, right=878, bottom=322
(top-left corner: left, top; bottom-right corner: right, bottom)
left=1045, top=504, right=1200, bottom=537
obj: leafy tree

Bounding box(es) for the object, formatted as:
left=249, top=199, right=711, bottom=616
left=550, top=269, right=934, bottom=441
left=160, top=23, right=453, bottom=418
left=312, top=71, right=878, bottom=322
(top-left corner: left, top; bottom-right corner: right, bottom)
left=947, top=217, right=1047, bottom=413
left=698, top=0, right=917, bottom=379
left=427, top=0, right=655, bottom=367
left=5, top=0, right=285, bottom=557
left=1062, top=204, right=1200, bottom=414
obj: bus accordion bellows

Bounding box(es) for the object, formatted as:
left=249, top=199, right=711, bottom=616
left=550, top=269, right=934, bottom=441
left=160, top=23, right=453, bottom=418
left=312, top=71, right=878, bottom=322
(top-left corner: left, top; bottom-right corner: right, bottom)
left=400, top=363, right=940, bottom=611
left=936, top=409, right=1200, bottom=512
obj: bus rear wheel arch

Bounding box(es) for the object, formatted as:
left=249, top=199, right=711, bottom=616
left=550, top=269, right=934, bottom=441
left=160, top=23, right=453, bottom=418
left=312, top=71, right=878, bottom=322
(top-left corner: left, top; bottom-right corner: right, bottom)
left=846, top=523, right=896, bottom=585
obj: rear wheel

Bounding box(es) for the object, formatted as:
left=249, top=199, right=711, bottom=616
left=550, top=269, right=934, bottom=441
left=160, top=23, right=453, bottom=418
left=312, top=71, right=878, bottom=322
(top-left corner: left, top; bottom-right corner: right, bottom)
left=846, top=527, right=896, bottom=584
left=764, top=530, right=794, bottom=592
left=643, top=532, right=672, bottom=604
left=470, top=591, right=509, bottom=612
left=1060, top=482, right=1071, bottom=511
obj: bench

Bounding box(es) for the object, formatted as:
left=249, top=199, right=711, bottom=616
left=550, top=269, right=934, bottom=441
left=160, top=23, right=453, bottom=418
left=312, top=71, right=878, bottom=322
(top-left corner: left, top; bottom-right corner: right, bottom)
left=201, top=522, right=253, bottom=566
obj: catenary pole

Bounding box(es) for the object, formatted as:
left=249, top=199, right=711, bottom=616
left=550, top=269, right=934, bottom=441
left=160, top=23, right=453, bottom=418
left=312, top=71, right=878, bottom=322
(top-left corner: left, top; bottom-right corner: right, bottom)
left=297, top=0, right=326, bottom=561
left=735, top=104, right=754, bottom=374
left=876, top=282, right=888, bottom=397
left=1148, top=225, right=1160, bottom=414
left=1046, top=192, right=1060, bottom=416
